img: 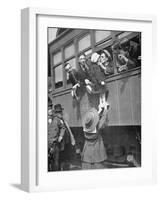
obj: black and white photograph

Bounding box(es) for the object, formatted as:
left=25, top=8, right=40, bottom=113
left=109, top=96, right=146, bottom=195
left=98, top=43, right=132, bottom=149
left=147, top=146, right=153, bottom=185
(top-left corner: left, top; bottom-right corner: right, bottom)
left=47, top=28, right=141, bottom=172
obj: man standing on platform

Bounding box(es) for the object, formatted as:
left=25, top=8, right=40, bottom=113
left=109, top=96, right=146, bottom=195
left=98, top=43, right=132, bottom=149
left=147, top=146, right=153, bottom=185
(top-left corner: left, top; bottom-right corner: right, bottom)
left=48, top=104, right=75, bottom=171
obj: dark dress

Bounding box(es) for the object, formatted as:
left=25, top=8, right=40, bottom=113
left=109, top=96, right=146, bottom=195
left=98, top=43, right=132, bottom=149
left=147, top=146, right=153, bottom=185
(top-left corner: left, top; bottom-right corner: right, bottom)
left=68, top=69, right=79, bottom=86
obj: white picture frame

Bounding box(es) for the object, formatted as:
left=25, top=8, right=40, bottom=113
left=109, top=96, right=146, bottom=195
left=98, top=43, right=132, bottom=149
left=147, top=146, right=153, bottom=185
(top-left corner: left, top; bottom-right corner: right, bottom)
left=21, top=7, right=157, bottom=192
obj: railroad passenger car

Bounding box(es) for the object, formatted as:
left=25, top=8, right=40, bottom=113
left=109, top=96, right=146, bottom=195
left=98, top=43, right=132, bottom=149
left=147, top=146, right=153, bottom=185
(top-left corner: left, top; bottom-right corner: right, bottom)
left=48, top=28, right=141, bottom=167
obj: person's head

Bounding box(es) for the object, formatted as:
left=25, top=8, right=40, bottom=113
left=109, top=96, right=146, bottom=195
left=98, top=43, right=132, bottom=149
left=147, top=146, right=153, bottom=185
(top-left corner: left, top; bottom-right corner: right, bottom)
left=48, top=106, right=53, bottom=116
left=119, top=38, right=130, bottom=51
left=64, top=63, right=72, bottom=73
left=99, top=49, right=112, bottom=64
left=78, top=53, right=86, bottom=66
left=54, top=104, right=64, bottom=115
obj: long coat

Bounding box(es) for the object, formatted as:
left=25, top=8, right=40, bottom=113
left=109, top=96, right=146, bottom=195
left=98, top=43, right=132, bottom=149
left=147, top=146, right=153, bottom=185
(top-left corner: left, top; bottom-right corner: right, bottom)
left=81, top=108, right=108, bottom=165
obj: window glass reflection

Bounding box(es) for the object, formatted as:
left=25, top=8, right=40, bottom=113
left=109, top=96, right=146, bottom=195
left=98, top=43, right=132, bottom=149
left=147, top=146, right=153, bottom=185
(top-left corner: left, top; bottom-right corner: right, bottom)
left=64, top=43, right=75, bottom=59
left=78, top=34, right=91, bottom=52
left=53, top=51, right=62, bottom=65
left=95, top=30, right=111, bottom=43
left=55, top=64, right=63, bottom=88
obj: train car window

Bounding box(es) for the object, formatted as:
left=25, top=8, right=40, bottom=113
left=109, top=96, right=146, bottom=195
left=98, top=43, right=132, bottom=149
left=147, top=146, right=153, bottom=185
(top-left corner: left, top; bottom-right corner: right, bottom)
left=53, top=51, right=62, bottom=65
left=95, top=30, right=111, bottom=43
left=54, top=64, right=63, bottom=88
left=78, top=34, right=91, bottom=52
left=114, top=34, right=141, bottom=73
left=64, top=43, right=75, bottom=59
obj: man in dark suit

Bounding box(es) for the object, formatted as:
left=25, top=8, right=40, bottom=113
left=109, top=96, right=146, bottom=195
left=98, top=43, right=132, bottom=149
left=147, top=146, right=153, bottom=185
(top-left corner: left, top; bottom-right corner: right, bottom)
left=78, top=53, right=106, bottom=93
left=48, top=104, right=75, bottom=171
left=64, top=63, right=81, bottom=100
left=64, top=60, right=93, bottom=97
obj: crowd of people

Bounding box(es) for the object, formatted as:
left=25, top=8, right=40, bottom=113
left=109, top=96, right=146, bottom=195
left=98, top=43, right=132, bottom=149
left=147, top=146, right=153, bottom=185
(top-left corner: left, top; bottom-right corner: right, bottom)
left=48, top=100, right=109, bottom=171
left=64, top=37, right=140, bottom=103
left=48, top=37, right=141, bottom=171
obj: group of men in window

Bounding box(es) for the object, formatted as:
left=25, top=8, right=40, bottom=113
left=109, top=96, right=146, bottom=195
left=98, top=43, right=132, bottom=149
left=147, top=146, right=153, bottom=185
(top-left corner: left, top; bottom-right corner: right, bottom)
left=64, top=37, right=140, bottom=106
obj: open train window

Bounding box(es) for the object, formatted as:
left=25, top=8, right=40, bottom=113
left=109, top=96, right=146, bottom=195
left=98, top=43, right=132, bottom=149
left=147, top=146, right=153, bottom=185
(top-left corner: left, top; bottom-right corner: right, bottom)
left=54, top=64, right=63, bottom=89
left=113, top=32, right=141, bottom=73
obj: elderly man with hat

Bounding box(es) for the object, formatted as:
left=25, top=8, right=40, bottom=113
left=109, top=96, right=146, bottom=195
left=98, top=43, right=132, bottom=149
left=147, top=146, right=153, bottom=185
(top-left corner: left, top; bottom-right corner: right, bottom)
left=48, top=104, right=75, bottom=171
left=81, top=101, right=109, bottom=169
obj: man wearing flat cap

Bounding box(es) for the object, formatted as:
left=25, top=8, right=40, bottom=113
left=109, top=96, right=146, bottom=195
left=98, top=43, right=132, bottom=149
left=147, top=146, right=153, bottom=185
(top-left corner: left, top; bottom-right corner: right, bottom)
left=48, top=104, right=75, bottom=171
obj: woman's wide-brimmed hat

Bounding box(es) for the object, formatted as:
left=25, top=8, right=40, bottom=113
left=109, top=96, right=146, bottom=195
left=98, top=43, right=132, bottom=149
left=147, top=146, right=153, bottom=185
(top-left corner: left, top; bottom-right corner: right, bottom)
left=82, top=108, right=99, bottom=132
left=100, top=49, right=112, bottom=61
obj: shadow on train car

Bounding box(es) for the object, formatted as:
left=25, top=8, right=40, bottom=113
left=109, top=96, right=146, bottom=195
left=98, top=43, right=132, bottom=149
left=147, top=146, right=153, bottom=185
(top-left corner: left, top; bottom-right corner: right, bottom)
left=69, top=126, right=141, bottom=170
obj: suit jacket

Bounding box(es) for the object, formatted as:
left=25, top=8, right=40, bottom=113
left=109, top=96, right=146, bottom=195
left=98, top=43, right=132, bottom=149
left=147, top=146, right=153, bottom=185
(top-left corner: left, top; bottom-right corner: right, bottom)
left=77, top=63, right=89, bottom=85
left=68, top=69, right=80, bottom=86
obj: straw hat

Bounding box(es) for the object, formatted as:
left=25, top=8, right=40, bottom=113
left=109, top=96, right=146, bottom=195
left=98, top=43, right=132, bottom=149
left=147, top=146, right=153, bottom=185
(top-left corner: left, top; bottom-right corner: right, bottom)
left=100, top=49, right=112, bottom=61
left=82, top=108, right=99, bottom=132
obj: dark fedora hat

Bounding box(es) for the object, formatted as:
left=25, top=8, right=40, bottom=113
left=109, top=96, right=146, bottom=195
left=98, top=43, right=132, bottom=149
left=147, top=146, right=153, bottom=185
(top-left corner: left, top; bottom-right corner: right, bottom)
left=82, top=108, right=99, bottom=132
left=54, top=104, right=64, bottom=113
